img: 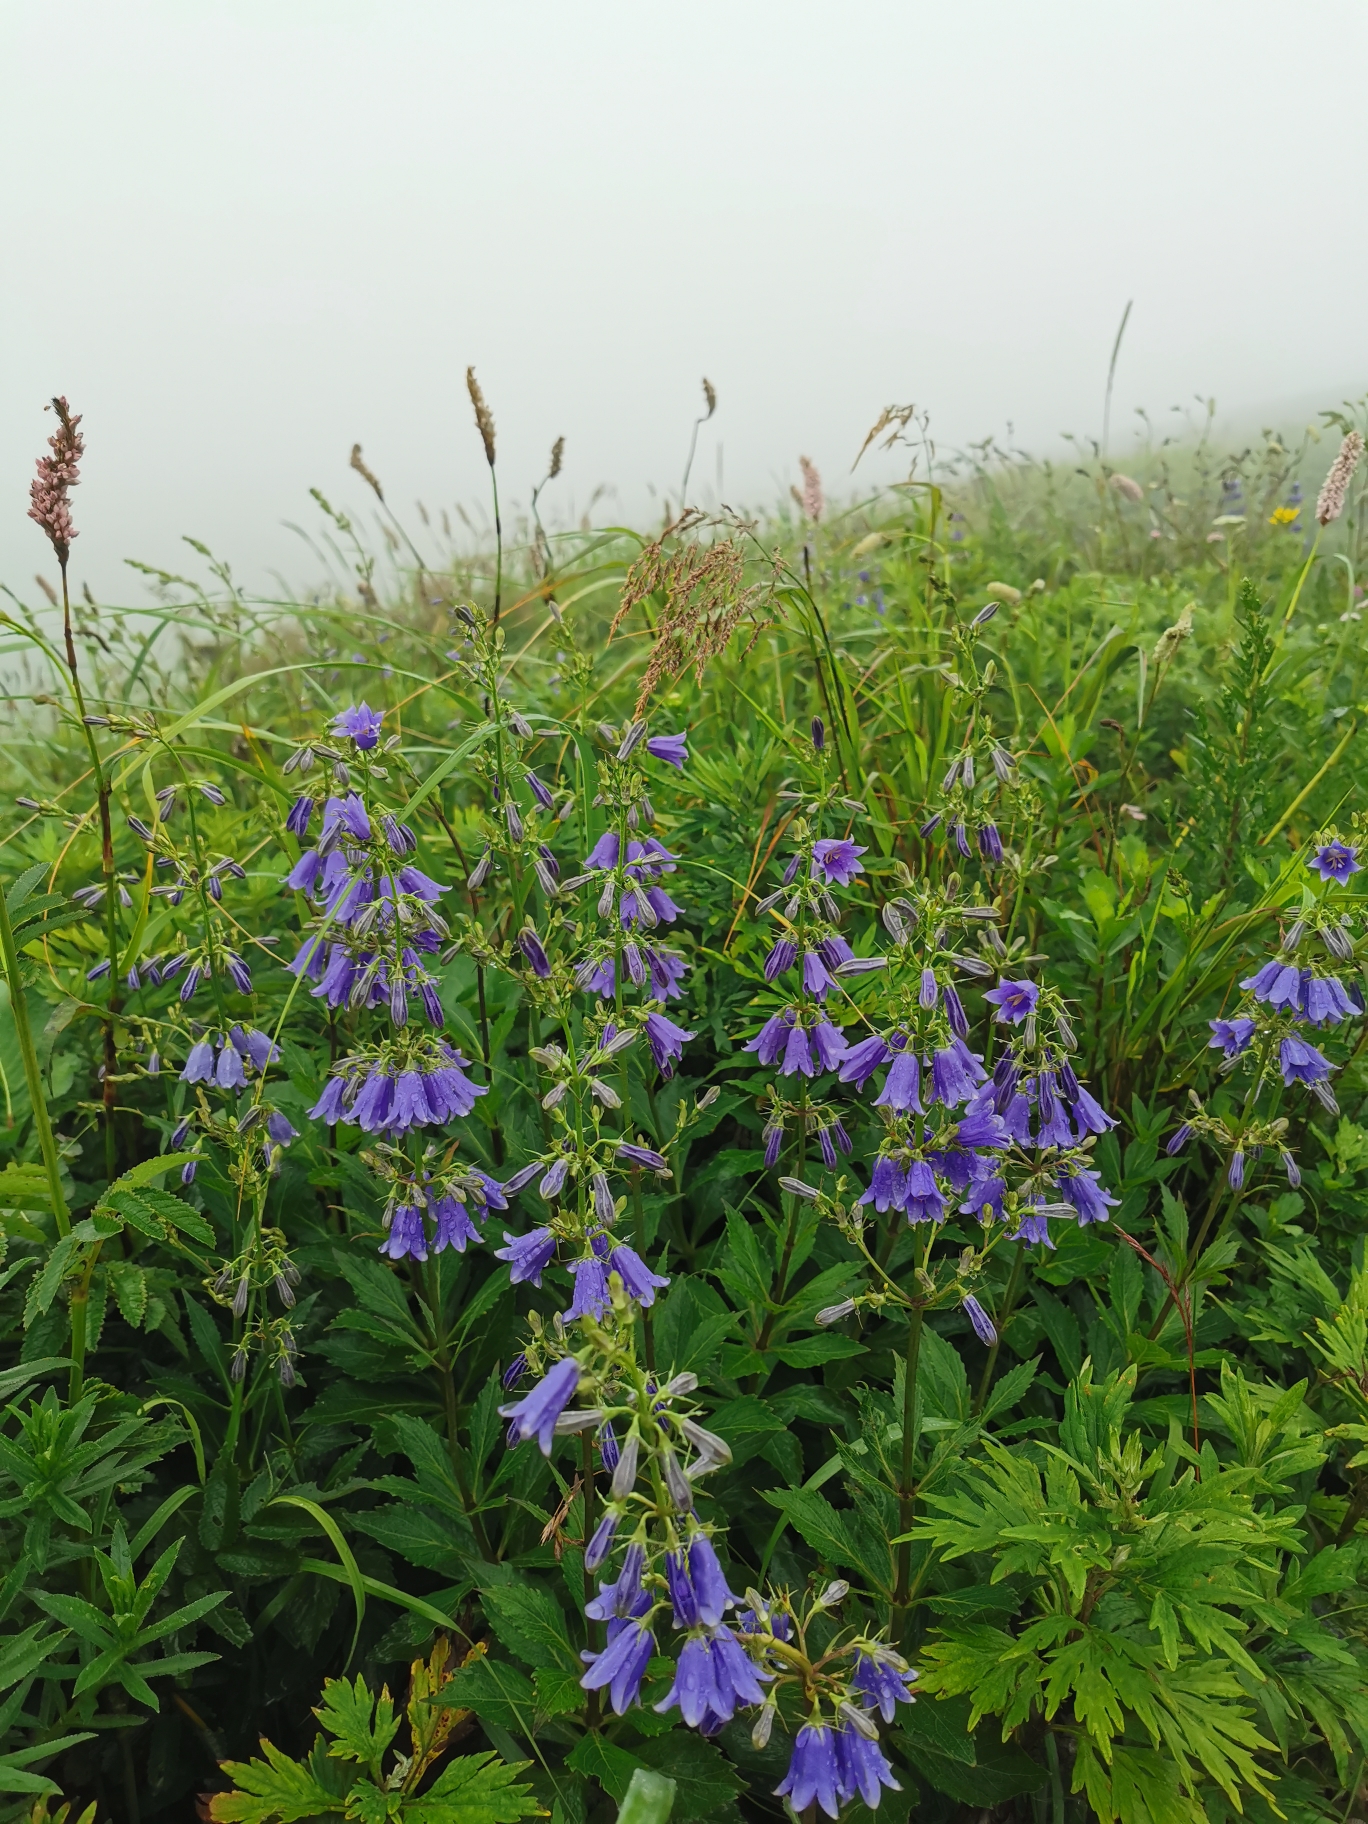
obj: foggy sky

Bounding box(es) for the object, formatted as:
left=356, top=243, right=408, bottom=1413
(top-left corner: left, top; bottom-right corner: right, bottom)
left=3, top=0, right=1364, bottom=604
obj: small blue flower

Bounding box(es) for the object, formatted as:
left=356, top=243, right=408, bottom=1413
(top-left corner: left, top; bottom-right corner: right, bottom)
left=1310, top=840, right=1360, bottom=884
left=499, top=1355, right=582, bottom=1454
left=331, top=702, right=384, bottom=749
left=983, top=979, right=1038, bottom=1023
left=646, top=731, right=689, bottom=769
left=810, top=838, right=866, bottom=886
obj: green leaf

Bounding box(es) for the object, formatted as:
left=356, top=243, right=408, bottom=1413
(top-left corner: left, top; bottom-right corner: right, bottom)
left=407, top=1749, right=540, bottom=1824
left=445, top=1656, right=537, bottom=1737
left=634, top=1733, right=743, bottom=1824
left=478, top=1583, right=577, bottom=1672
left=769, top=1334, right=866, bottom=1368
left=313, top=1673, right=401, bottom=1768
left=209, top=1736, right=348, bottom=1824
left=101, top=1184, right=214, bottom=1246
left=564, top=1735, right=643, bottom=1804
left=532, top=1667, right=583, bottom=1718
left=761, top=1487, right=892, bottom=1594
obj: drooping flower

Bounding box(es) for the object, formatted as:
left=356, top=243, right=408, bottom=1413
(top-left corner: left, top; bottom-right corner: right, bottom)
left=983, top=979, right=1039, bottom=1023
left=609, top=1244, right=670, bottom=1307
left=745, top=1010, right=794, bottom=1066
left=383, top=1203, right=431, bottom=1260
left=567, top=1256, right=611, bottom=1322
left=852, top=1651, right=917, bottom=1723
left=646, top=731, right=688, bottom=769
left=903, top=1159, right=946, bottom=1226
left=1280, top=1033, right=1331, bottom=1086
left=858, top=1155, right=908, bottom=1213
left=775, top=1725, right=841, bottom=1820
left=811, top=1020, right=848, bottom=1072
left=838, top=1033, right=893, bottom=1090
left=495, top=1227, right=557, bottom=1287
left=1310, top=840, right=1360, bottom=884
left=431, top=1196, right=482, bottom=1252
left=873, top=1049, right=922, bottom=1114
left=499, top=1355, right=582, bottom=1454
left=579, top=1617, right=654, bottom=1715
left=835, top=1724, right=902, bottom=1810
left=688, top=1533, right=739, bottom=1628
left=810, top=838, right=867, bottom=887
left=1208, top=1016, right=1256, bottom=1058
left=1303, top=973, right=1357, bottom=1025
left=644, top=1010, right=694, bottom=1076
left=1242, top=959, right=1302, bottom=1010
left=930, top=1040, right=986, bottom=1108
left=181, top=1039, right=215, bottom=1084
left=1055, top=1167, right=1118, bottom=1225
left=331, top=702, right=384, bottom=749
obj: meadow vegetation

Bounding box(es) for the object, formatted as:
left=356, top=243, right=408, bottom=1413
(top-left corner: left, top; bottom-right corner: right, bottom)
left=1, top=384, right=1368, bottom=1824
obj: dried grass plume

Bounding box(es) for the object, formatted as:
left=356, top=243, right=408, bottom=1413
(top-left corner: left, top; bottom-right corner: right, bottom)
left=612, top=514, right=779, bottom=715
left=466, top=367, right=496, bottom=468
left=798, top=457, right=824, bottom=522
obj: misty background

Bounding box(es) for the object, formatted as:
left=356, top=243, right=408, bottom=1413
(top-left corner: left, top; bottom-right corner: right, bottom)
left=2, top=0, right=1364, bottom=604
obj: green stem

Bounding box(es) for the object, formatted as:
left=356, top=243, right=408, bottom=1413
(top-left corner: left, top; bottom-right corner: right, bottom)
left=1045, top=1725, right=1065, bottom=1824
left=0, top=883, right=70, bottom=1239
left=892, top=1302, right=925, bottom=1627
left=490, top=468, right=503, bottom=626
left=974, top=1240, right=1026, bottom=1413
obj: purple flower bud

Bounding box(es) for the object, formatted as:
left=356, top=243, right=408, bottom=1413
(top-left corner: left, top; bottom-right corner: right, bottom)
left=962, top=1294, right=997, bottom=1345
left=519, top=928, right=551, bottom=977
left=286, top=794, right=315, bottom=837
left=811, top=716, right=825, bottom=750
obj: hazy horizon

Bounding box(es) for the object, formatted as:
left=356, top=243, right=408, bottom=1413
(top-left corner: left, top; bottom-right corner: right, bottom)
left=3, top=1, right=1365, bottom=605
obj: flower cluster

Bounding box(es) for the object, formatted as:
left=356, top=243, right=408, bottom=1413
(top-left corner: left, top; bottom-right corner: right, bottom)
left=497, top=1332, right=914, bottom=1815
left=1169, top=835, right=1364, bottom=1188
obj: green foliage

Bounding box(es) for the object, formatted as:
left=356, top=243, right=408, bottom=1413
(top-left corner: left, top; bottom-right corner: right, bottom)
left=210, top=1644, right=539, bottom=1824
left=3, top=423, right=1368, bottom=1824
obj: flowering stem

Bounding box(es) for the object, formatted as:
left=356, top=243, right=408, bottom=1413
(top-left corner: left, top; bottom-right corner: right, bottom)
left=58, top=559, right=122, bottom=1179
left=423, top=1257, right=495, bottom=1560
left=973, top=1239, right=1025, bottom=1414
left=892, top=1300, right=925, bottom=1628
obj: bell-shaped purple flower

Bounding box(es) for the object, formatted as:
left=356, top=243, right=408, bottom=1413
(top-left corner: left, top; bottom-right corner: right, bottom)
left=835, top=1723, right=903, bottom=1809
left=852, top=1651, right=917, bottom=1723
left=609, top=1244, right=670, bottom=1307
left=1209, top=1017, right=1255, bottom=1059
left=1242, top=959, right=1301, bottom=1010
left=215, top=1041, right=246, bottom=1091
left=332, top=702, right=384, bottom=749
left=580, top=1618, right=653, bottom=1714
left=776, top=1725, right=840, bottom=1820
left=782, top=1023, right=814, bottom=1078
left=839, top=1033, right=892, bottom=1090
left=431, top=1196, right=481, bottom=1252
left=1304, top=973, right=1357, bottom=1025
left=1055, top=1167, right=1118, bottom=1225
left=803, top=951, right=834, bottom=998
left=1310, top=840, right=1360, bottom=883
left=568, top=1256, right=611, bottom=1322
left=811, top=1020, right=847, bottom=1072
left=644, top=1010, right=693, bottom=1076
left=687, top=1533, right=739, bottom=1627
left=1280, top=1033, right=1331, bottom=1085
left=745, top=1010, right=794, bottom=1067
left=904, top=1159, right=947, bottom=1226
left=930, top=1039, right=985, bottom=1108
left=380, top=1203, right=428, bottom=1262
left=181, top=1040, right=215, bottom=1084
left=874, top=1050, right=922, bottom=1114
left=495, top=1227, right=556, bottom=1287
left=764, top=939, right=797, bottom=982
left=519, top=929, right=551, bottom=977
left=499, top=1355, right=582, bottom=1454
left=646, top=731, right=688, bottom=768
left=858, top=1154, right=908, bottom=1213
left=584, top=831, right=620, bottom=871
